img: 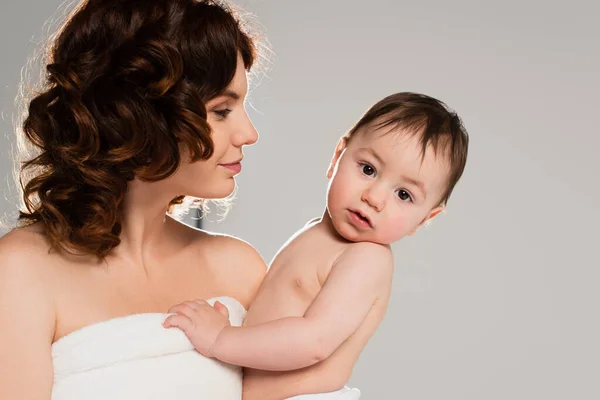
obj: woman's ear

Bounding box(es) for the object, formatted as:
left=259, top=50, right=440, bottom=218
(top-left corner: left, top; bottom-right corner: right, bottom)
left=327, top=137, right=347, bottom=179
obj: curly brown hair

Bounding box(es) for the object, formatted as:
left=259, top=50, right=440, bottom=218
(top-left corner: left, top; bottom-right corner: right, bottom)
left=17, top=0, right=258, bottom=257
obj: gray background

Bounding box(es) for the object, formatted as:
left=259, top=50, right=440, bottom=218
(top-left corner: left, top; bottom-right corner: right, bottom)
left=2, top=1, right=599, bottom=399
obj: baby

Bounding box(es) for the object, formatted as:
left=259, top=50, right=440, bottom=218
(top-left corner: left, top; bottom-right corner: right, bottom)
left=164, top=92, right=469, bottom=399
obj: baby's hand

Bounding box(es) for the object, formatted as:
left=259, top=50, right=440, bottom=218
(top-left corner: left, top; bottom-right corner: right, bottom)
left=162, top=299, right=230, bottom=357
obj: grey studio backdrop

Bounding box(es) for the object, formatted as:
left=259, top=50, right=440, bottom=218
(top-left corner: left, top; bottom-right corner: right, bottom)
left=1, top=1, right=599, bottom=399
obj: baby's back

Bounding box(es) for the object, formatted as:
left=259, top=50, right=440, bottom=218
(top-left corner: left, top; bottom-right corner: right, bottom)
left=243, top=220, right=391, bottom=400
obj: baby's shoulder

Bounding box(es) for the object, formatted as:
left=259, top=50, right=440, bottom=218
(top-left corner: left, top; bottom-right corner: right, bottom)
left=336, top=241, right=394, bottom=273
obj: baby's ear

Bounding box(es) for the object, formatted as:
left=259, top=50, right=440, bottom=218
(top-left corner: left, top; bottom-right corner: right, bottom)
left=327, top=137, right=347, bottom=179
left=408, top=205, right=445, bottom=236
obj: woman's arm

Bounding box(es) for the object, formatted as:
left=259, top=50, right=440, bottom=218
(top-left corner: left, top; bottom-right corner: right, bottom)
left=0, top=232, right=55, bottom=400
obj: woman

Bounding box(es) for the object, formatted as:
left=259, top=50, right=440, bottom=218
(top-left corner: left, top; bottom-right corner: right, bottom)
left=0, top=0, right=267, bottom=398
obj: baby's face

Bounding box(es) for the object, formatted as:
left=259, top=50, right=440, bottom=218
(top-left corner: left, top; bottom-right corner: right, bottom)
left=326, top=127, right=449, bottom=244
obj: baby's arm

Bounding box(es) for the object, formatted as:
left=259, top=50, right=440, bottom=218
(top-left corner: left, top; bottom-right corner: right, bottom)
left=164, top=242, right=392, bottom=371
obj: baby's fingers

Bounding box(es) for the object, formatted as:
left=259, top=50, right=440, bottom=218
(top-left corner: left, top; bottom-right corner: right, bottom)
left=162, top=314, right=194, bottom=332
left=213, top=301, right=230, bottom=318
left=168, top=303, right=199, bottom=319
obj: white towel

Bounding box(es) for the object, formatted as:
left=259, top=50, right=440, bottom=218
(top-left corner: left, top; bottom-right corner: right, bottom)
left=51, top=296, right=247, bottom=400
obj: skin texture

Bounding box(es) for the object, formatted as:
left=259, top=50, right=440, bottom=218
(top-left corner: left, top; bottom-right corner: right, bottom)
left=165, top=126, right=452, bottom=399
left=0, top=56, right=268, bottom=400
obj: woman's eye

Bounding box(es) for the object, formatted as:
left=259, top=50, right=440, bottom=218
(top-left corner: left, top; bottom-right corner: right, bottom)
left=360, top=163, right=375, bottom=176
left=214, top=108, right=232, bottom=118
left=396, top=189, right=413, bottom=202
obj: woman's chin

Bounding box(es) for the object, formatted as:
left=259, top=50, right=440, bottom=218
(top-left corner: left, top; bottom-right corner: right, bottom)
left=190, top=181, right=235, bottom=200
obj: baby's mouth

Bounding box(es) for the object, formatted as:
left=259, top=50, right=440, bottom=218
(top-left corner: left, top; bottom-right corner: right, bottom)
left=351, top=210, right=373, bottom=228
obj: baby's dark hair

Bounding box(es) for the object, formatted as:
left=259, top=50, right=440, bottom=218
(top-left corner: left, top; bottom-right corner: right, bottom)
left=344, top=92, right=469, bottom=205
left=17, top=0, right=257, bottom=257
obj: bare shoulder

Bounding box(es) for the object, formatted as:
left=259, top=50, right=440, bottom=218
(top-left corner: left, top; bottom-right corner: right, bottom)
left=189, top=229, right=267, bottom=308
left=0, top=224, right=58, bottom=295
left=0, top=225, right=56, bottom=396
left=0, top=224, right=55, bottom=268
left=334, top=242, right=394, bottom=281
left=338, top=242, right=393, bottom=269
left=189, top=229, right=265, bottom=266
left=169, top=217, right=265, bottom=266
left=0, top=226, right=57, bottom=327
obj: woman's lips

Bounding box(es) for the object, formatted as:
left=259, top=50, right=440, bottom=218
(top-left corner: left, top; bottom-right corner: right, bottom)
left=219, top=162, right=242, bottom=174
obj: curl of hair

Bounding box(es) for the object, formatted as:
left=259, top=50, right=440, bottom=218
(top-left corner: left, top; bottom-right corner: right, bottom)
left=16, top=0, right=260, bottom=257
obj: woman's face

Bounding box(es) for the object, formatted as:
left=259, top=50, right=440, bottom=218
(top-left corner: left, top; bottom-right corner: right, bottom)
left=169, top=54, right=258, bottom=199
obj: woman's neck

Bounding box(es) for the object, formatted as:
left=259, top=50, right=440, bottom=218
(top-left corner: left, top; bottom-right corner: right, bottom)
left=112, top=178, right=182, bottom=263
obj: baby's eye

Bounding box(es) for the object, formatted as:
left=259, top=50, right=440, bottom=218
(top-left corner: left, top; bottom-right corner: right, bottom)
left=360, top=163, right=375, bottom=176
left=396, top=189, right=413, bottom=202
